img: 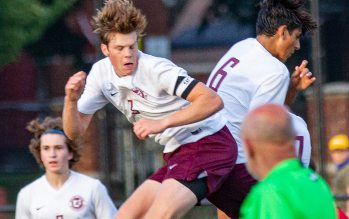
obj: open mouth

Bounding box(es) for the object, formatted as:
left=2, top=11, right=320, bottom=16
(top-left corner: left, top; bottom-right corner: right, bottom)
left=124, top=63, right=133, bottom=67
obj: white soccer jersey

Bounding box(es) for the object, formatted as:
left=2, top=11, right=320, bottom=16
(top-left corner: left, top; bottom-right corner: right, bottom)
left=290, top=112, right=311, bottom=167
left=78, top=51, right=227, bottom=153
left=15, top=171, right=117, bottom=219
left=206, top=38, right=290, bottom=164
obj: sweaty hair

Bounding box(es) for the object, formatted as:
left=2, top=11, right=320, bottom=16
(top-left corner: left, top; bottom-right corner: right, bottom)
left=256, top=0, right=317, bottom=36
left=93, top=0, right=147, bottom=45
left=27, top=117, right=82, bottom=169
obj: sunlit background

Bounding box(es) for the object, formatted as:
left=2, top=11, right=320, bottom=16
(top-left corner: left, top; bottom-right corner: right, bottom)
left=1, top=0, right=349, bottom=218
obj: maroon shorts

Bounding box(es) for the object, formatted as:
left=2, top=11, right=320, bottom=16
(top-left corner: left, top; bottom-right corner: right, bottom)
left=148, top=126, right=237, bottom=194
left=206, top=163, right=258, bottom=219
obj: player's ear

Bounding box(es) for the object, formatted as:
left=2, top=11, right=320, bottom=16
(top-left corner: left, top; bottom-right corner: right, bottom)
left=277, top=25, right=288, bottom=40
left=101, top=44, right=109, bottom=57
left=68, top=152, right=74, bottom=161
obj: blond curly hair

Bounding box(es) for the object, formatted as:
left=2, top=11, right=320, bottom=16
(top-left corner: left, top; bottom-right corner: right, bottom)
left=27, top=117, right=82, bottom=169
left=93, top=0, right=147, bottom=45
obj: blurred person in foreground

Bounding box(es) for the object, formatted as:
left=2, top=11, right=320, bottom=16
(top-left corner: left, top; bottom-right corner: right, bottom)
left=15, top=117, right=117, bottom=219
left=238, top=103, right=337, bottom=219
left=206, top=0, right=317, bottom=217
left=63, top=0, right=238, bottom=218
left=329, top=134, right=349, bottom=217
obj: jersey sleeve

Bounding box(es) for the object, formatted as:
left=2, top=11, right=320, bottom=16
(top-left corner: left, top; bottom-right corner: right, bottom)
left=249, top=73, right=289, bottom=110
left=240, top=185, right=294, bottom=219
left=77, top=65, right=109, bottom=115
left=15, top=189, right=31, bottom=219
left=92, top=181, right=118, bottom=219
left=150, top=57, right=194, bottom=97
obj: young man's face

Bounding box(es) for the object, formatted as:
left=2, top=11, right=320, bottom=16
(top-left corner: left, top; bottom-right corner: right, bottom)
left=101, top=31, right=139, bottom=77
left=277, top=27, right=302, bottom=62
left=40, top=133, right=73, bottom=174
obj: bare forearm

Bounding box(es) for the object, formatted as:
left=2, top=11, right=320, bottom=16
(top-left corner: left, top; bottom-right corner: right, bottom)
left=63, top=97, right=89, bottom=140
left=162, top=94, right=223, bottom=129
left=285, top=85, right=298, bottom=106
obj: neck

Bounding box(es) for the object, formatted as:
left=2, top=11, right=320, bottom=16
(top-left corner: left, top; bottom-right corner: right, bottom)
left=257, top=144, right=296, bottom=179
left=45, top=169, right=71, bottom=190
left=256, top=35, right=280, bottom=61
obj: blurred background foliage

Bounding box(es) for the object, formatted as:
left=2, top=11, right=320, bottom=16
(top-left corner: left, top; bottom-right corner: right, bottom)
left=0, top=0, right=80, bottom=67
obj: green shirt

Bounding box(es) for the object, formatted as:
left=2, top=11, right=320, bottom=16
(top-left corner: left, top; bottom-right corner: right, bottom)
left=239, top=159, right=337, bottom=219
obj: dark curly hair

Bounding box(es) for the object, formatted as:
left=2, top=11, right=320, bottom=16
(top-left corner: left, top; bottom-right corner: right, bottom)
left=256, top=0, right=317, bottom=36
left=26, top=117, right=82, bottom=169
left=93, top=0, right=147, bottom=45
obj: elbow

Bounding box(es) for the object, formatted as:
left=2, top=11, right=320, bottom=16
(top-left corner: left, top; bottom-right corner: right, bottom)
left=65, top=133, right=79, bottom=141
left=66, top=132, right=79, bottom=141
left=212, top=95, right=224, bottom=112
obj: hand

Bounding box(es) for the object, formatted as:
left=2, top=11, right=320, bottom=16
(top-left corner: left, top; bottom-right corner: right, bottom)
left=65, top=71, right=87, bottom=101
left=290, top=60, right=316, bottom=91
left=133, top=119, right=167, bottom=140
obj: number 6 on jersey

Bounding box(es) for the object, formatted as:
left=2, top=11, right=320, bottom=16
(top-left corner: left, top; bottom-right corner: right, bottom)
left=209, top=58, right=240, bottom=92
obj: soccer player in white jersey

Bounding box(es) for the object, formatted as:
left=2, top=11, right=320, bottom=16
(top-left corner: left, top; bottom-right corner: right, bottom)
left=206, top=0, right=317, bottom=218
left=289, top=112, right=311, bottom=167
left=63, top=1, right=238, bottom=218
left=15, top=117, right=117, bottom=219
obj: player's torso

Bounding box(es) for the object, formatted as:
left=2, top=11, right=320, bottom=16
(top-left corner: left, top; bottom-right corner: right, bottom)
left=26, top=176, right=97, bottom=219
left=207, top=38, right=286, bottom=115
left=207, top=38, right=289, bottom=163
left=98, top=53, right=190, bottom=123
left=101, top=73, right=189, bottom=123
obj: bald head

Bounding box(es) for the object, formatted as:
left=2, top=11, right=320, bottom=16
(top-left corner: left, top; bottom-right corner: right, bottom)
left=241, top=104, right=295, bottom=146
left=241, top=103, right=296, bottom=179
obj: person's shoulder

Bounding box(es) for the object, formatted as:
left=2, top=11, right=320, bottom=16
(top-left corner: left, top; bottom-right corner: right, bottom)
left=18, top=175, right=45, bottom=194
left=70, top=171, right=102, bottom=186
left=92, top=57, right=110, bottom=67
left=138, top=50, right=176, bottom=69
left=90, top=57, right=113, bottom=73
left=289, top=113, right=308, bottom=128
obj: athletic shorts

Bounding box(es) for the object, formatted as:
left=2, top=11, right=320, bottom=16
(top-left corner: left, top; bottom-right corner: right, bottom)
left=206, top=163, right=258, bottom=219
left=148, top=126, right=237, bottom=194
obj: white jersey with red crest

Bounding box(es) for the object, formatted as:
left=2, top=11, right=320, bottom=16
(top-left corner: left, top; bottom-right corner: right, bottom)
left=78, top=51, right=227, bottom=153
left=15, top=170, right=117, bottom=219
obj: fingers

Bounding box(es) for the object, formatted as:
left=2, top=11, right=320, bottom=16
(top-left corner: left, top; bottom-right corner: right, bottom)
left=300, top=60, right=308, bottom=69
left=298, top=60, right=310, bottom=78
left=300, top=70, right=311, bottom=78
left=66, top=72, right=86, bottom=90
left=133, top=121, right=149, bottom=140
left=65, top=71, right=87, bottom=101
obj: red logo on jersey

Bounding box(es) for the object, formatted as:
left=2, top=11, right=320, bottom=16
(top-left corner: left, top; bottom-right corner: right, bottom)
left=70, top=196, right=85, bottom=211
left=56, top=216, right=63, bottom=219
left=132, top=87, right=147, bottom=99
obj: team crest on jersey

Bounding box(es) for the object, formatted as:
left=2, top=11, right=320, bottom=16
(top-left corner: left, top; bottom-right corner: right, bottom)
left=70, top=195, right=85, bottom=211
left=132, top=87, right=147, bottom=99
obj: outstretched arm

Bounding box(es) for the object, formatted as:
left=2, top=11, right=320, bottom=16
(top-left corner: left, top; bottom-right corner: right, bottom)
left=133, top=82, right=223, bottom=140
left=63, top=71, right=93, bottom=140
left=285, top=60, right=316, bottom=106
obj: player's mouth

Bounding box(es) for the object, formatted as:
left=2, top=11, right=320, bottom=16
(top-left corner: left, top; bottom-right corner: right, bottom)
left=49, top=161, right=58, bottom=165
left=124, top=63, right=134, bottom=69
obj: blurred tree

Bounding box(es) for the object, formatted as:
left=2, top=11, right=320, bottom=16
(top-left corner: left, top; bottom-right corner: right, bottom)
left=0, top=0, right=80, bottom=67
